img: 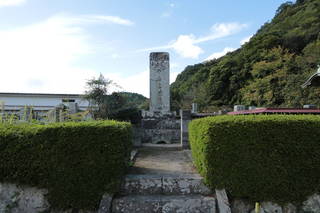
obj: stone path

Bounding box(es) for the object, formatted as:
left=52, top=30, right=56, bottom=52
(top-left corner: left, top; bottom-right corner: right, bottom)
left=112, top=145, right=216, bottom=213
left=129, top=146, right=197, bottom=175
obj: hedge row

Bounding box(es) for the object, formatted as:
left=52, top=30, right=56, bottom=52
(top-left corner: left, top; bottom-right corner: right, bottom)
left=0, top=120, right=132, bottom=210
left=189, top=115, right=320, bottom=204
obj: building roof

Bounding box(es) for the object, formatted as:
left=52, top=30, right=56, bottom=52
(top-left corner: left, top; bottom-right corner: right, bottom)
left=228, top=108, right=320, bottom=115
left=0, top=92, right=83, bottom=98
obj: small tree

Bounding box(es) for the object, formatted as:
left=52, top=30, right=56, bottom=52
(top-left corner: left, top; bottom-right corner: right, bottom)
left=84, top=74, right=115, bottom=119
left=84, top=74, right=144, bottom=122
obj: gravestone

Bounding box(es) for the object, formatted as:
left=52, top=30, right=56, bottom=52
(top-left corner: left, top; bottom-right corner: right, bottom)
left=149, top=52, right=170, bottom=115
left=141, top=52, right=180, bottom=144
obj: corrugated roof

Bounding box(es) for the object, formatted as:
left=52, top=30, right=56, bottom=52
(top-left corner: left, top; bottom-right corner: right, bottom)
left=0, top=92, right=83, bottom=98
left=228, top=108, right=320, bottom=115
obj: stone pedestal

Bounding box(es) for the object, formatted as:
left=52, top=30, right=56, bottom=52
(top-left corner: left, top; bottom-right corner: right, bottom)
left=141, top=113, right=180, bottom=144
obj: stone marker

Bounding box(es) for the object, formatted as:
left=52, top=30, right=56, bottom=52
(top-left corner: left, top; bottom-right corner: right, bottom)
left=149, top=52, right=170, bottom=114
left=140, top=52, right=180, bottom=144
left=180, top=110, right=191, bottom=149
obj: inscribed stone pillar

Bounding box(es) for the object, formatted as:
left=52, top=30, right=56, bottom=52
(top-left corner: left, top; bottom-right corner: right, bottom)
left=180, top=110, right=191, bottom=149
left=149, top=52, right=170, bottom=114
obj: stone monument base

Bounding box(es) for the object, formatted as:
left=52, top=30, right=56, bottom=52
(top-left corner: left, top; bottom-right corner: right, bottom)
left=141, top=110, right=180, bottom=144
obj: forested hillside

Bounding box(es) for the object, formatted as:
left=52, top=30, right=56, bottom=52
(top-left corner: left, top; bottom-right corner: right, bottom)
left=171, top=0, right=320, bottom=111
left=116, top=92, right=148, bottom=109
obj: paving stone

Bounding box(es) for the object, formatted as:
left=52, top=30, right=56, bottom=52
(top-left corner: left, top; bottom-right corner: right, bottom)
left=301, top=194, right=320, bottom=213
left=121, top=175, right=162, bottom=195
left=112, top=195, right=216, bottom=213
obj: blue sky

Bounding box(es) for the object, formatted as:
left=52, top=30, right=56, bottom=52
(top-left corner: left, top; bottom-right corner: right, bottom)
left=0, top=0, right=289, bottom=97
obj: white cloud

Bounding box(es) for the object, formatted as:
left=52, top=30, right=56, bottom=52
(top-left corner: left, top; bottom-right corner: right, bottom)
left=171, top=35, right=203, bottom=59
left=0, top=14, right=133, bottom=94
left=49, top=14, right=134, bottom=26
left=204, top=47, right=236, bottom=61
left=170, top=71, right=179, bottom=84
left=81, top=15, right=134, bottom=26
left=240, top=35, right=253, bottom=45
left=106, top=71, right=149, bottom=97
left=138, top=22, right=247, bottom=59
left=196, top=23, right=247, bottom=43
left=0, top=0, right=26, bottom=7
left=161, top=12, right=171, bottom=18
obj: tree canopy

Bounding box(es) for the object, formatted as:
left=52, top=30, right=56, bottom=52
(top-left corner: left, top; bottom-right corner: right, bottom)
left=171, top=0, right=320, bottom=111
left=84, top=74, right=147, bottom=122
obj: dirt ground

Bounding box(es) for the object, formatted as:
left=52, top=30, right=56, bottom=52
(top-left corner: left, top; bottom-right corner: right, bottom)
left=129, top=147, right=197, bottom=175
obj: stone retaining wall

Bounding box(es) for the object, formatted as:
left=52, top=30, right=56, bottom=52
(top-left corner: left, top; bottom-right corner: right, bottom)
left=2, top=182, right=319, bottom=212
left=0, top=183, right=112, bottom=213
left=231, top=194, right=320, bottom=213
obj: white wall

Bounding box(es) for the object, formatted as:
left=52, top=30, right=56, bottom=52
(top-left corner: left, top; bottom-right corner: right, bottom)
left=0, top=94, right=90, bottom=110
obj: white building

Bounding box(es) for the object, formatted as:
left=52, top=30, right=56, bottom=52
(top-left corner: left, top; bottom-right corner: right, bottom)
left=0, top=92, right=90, bottom=113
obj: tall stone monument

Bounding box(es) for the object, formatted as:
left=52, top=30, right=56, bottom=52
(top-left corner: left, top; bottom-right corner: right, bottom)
left=141, top=52, right=180, bottom=144
left=149, top=52, right=170, bottom=114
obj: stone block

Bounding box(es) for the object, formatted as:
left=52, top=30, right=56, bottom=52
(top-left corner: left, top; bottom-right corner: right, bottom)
left=112, top=195, right=162, bottom=213
left=283, top=203, right=297, bottom=213
left=120, top=175, right=162, bottom=195
left=142, top=129, right=180, bottom=144
left=112, top=195, right=216, bottom=213
left=162, top=176, right=211, bottom=195
left=249, top=202, right=282, bottom=213
left=97, top=193, right=113, bottom=213
left=120, top=174, right=211, bottom=196
left=141, top=117, right=181, bottom=144
left=161, top=195, right=216, bottom=213
left=0, top=183, right=49, bottom=213
left=231, top=199, right=254, bottom=213
left=301, top=194, right=320, bottom=213
left=215, top=189, right=232, bottom=213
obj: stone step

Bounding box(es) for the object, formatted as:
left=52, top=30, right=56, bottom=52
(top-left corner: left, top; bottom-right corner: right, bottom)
left=120, top=174, right=211, bottom=196
left=140, top=143, right=182, bottom=151
left=112, top=195, right=216, bottom=213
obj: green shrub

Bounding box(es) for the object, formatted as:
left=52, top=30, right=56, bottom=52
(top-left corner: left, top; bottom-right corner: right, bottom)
left=0, top=120, right=132, bottom=210
left=109, top=107, right=142, bottom=124
left=189, top=115, right=320, bottom=204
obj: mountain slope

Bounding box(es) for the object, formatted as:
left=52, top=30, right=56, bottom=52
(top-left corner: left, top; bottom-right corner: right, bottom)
left=171, top=0, right=320, bottom=111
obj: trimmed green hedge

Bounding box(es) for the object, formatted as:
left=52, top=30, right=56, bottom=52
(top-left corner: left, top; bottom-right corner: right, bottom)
left=0, top=121, right=132, bottom=210
left=189, top=115, right=320, bottom=204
